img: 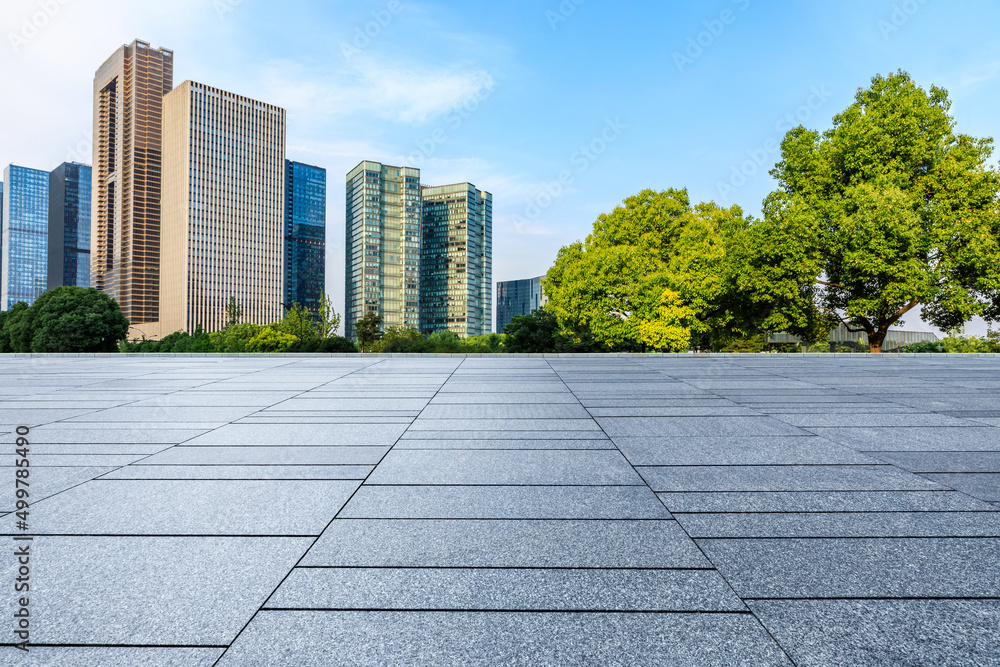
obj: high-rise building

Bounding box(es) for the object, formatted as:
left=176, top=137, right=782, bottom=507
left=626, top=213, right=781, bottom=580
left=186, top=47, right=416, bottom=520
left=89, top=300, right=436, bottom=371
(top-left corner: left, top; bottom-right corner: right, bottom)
left=421, top=183, right=492, bottom=337
left=1, top=165, right=49, bottom=310
left=159, top=81, right=286, bottom=334
left=91, top=39, right=173, bottom=324
left=345, top=161, right=422, bottom=339
left=496, top=275, right=547, bottom=333
left=284, top=160, right=326, bottom=317
left=48, top=162, right=92, bottom=289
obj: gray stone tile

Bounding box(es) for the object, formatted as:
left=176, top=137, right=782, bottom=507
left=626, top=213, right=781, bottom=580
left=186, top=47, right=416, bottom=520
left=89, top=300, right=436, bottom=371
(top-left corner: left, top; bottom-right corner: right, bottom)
left=871, top=451, right=1000, bottom=473
left=773, top=413, right=978, bottom=427
left=31, top=427, right=209, bottom=444
left=339, top=486, right=670, bottom=519
left=8, top=454, right=146, bottom=467
left=185, top=423, right=407, bottom=445
left=65, top=405, right=265, bottom=424
left=0, top=407, right=99, bottom=426
left=431, top=392, right=580, bottom=404
left=304, top=519, right=708, bottom=568
left=21, top=443, right=172, bottom=455
left=417, top=404, right=593, bottom=419
left=268, top=568, right=744, bottom=611
left=675, top=511, right=1000, bottom=537
left=10, top=648, right=225, bottom=666
left=0, top=466, right=112, bottom=510
left=614, top=437, right=875, bottom=466
left=366, top=450, right=643, bottom=485
left=265, top=397, right=430, bottom=411
left=809, top=426, right=1000, bottom=451
left=399, top=430, right=607, bottom=440
left=130, top=391, right=299, bottom=407
left=587, top=406, right=759, bottom=416
left=597, top=416, right=810, bottom=437
left=0, top=480, right=359, bottom=535
left=749, top=600, right=1000, bottom=667
left=699, top=537, right=1000, bottom=598
left=100, top=465, right=373, bottom=480
left=640, top=465, right=941, bottom=492
left=220, top=611, right=791, bottom=666
left=658, top=490, right=998, bottom=513
left=924, top=473, right=1000, bottom=501
left=0, top=536, right=311, bottom=644
left=439, top=382, right=569, bottom=393
left=393, top=438, right=615, bottom=449
left=137, top=445, right=388, bottom=465
left=407, top=418, right=601, bottom=431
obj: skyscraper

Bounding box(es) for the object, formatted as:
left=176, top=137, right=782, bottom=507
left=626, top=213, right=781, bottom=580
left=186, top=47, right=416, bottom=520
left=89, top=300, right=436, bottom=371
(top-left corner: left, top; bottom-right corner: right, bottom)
left=345, top=161, right=422, bottom=340
left=91, top=39, right=173, bottom=324
left=159, top=81, right=286, bottom=334
left=284, top=160, right=326, bottom=317
left=496, top=275, right=547, bottom=333
left=48, top=162, right=92, bottom=289
left=1, top=165, right=49, bottom=310
left=421, top=183, right=492, bottom=337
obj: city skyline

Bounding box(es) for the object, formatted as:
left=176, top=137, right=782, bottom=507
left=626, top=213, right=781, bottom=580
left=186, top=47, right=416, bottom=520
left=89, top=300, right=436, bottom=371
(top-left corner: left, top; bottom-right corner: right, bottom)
left=2, top=1, right=1000, bottom=334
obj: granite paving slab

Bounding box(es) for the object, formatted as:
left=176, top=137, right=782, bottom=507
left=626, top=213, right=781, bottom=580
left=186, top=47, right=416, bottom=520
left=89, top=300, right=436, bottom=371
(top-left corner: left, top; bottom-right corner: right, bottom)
left=639, top=465, right=942, bottom=492
left=924, top=473, right=1000, bottom=502
left=597, top=416, right=811, bottom=437
left=393, top=438, right=615, bottom=449
left=136, top=444, right=389, bottom=465
left=658, top=490, right=999, bottom=513
left=4, top=648, right=225, bottom=666
left=614, top=436, right=876, bottom=465
left=675, top=511, right=1000, bottom=537
left=184, top=423, right=407, bottom=445
left=808, top=426, right=1000, bottom=451
left=870, top=451, right=1000, bottom=473
left=219, top=611, right=792, bottom=666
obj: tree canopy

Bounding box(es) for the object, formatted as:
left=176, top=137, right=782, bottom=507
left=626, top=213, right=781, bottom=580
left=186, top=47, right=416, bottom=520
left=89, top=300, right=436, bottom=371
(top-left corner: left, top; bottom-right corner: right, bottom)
left=544, top=188, right=747, bottom=351
left=743, top=71, right=1000, bottom=352
left=3, top=287, right=129, bottom=353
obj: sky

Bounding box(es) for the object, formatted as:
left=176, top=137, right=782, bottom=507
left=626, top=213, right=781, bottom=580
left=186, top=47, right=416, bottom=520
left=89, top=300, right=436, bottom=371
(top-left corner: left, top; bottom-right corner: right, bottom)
left=2, top=0, right=999, bottom=335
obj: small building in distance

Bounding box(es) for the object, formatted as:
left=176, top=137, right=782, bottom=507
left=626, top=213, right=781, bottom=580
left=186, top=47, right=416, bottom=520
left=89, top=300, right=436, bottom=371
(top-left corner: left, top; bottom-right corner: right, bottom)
left=48, top=162, right=92, bottom=290
left=496, top=275, right=547, bottom=334
left=768, top=324, right=939, bottom=352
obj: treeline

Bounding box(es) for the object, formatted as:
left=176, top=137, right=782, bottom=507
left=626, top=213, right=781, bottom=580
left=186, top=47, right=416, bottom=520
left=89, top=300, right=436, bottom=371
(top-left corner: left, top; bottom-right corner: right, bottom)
left=539, top=72, right=1000, bottom=354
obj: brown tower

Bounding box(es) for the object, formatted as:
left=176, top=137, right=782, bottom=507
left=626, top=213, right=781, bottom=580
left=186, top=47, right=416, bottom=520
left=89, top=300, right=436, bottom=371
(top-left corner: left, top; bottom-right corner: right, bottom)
left=91, top=39, right=173, bottom=324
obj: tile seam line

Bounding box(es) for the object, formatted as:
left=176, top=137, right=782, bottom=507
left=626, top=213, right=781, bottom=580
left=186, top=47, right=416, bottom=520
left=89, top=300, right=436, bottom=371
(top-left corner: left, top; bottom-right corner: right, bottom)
left=567, top=357, right=800, bottom=665
left=211, top=356, right=462, bottom=666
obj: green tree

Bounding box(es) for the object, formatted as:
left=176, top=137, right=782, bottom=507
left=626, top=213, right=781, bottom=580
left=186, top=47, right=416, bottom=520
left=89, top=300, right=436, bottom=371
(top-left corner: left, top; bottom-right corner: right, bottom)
left=246, top=326, right=299, bottom=352
left=544, top=189, right=747, bottom=351
left=7, top=287, right=130, bottom=353
left=748, top=71, right=1000, bottom=352
left=0, top=302, right=29, bottom=353
left=355, top=311, right=383, bottom=352
left=225, top=296, right=243, bottom=328
left=277, top=302, right=319, bottom=343
left=316, top=290, right=342, bottom=338
left=209, top=323, right=260, bottom=352
left=503, top=309, right=559, bottom=353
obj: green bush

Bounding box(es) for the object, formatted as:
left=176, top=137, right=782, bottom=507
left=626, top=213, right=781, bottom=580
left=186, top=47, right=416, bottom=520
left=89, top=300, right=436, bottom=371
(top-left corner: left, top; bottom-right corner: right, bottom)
left=2, top=287, right=129, bottom=353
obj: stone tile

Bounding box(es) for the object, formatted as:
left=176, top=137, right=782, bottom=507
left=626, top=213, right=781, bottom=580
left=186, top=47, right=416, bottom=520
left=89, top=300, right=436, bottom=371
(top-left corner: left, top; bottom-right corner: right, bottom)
left=30, top=427, right=209, bottom=444
left=399, top=430, right=607, bottom=440
left=11, top=648, right=225, bottom=666
left=129, top=391, right=299, bottom=407
left=417, top=404, right=593, bottom=419
left=11, top=454, right=146, bottom=467
left=407, top=418, right=601, bottom=431
left=220, top=611, right=791, bottom=666
left=339, top=486, right=670, bottom=519
left=0, top=479, right=359, bottom=535
left=749, top=600, right=1000, bottom=667
left=0, top=466, right=112, bottom=510
left=137, top=445, right=389, bottom=465
left=100, top=465, right=373, bottom=480
left=0, top=536, right=311, bottom=644
left=809, top=426, right=1000, bottom=451
left=366, top=450, right=643, bottom=485
left=773, top=413, right=978, bottom=427
left=267, top=568, right=744, bottom=611
left=597, top=417, right=810, bottom=437
left=640, top=465, right=941, bottom=492
left=870, top=451, right=1000, bottom=473
left=658, top=490, right=998, bottom=513
left=184, top=423, right=407, bottom=445
left=675, top=511, right=1000, bottom=538
left=431, top=392, right=580, bottom=404
left=393, top=438, right=615, bottom=449
left=587, top=406, right=759, bottom=417
left=699, top=537, right=1000, bottom=598
left=614, top=436, right=875, bottom=466
left=264, top=397, right=430, bottom=411
left=924, top=473, right=1000, bottom=502
left=304, top=519, right=708, bottom=568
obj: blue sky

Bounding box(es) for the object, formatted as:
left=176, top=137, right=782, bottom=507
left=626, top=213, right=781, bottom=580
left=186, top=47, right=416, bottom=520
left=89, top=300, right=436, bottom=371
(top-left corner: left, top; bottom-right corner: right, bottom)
left=2, top=0, right=999, bottom=334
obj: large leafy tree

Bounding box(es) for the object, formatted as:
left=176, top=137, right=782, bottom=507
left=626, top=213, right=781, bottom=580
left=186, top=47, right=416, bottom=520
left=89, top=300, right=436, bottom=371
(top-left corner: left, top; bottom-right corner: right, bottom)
left=544, top=188, right=747, bottom=351
left=746, top=71, right=1000, bottom=352
left=7, top=287, right=130, bottom=353
left=355, top=311, right=383, bottom=352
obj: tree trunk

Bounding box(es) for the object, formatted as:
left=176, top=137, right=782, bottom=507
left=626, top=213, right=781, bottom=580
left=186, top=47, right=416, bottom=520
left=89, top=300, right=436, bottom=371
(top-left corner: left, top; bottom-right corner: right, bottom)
left=869, top=328, right=887, bottom=354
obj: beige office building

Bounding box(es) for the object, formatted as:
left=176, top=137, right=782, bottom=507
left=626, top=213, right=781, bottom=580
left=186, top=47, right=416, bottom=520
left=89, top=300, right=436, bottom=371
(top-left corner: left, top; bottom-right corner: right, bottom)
left=159, top=81, right=286, bottom=334
left=91, top=39, right=173, bottom=325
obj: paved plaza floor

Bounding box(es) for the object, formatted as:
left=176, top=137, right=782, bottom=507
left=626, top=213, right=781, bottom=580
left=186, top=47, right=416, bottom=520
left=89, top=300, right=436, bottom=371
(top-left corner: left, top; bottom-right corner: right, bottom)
left=1, top=354, right=999, bottom=665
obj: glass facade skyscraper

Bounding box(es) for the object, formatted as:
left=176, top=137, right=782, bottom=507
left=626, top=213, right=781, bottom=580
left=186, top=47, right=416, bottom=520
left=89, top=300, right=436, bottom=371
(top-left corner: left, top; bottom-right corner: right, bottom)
left=345, top=161, right=422, bottom=340
left=284, top=160, right=326, bottom=317
left=421, top=183, right=492, bottom=337
left=1, top=165, right=50, bottom=310
left=48, top=162, right=92, bottom=289
left=496, top=275, right=547, bottom=333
